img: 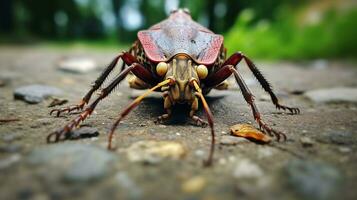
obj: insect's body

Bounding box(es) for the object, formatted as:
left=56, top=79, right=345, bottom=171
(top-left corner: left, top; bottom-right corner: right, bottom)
left=49, top=9, right=300, bottom=166
left=129, top=10, right=227, bottom=119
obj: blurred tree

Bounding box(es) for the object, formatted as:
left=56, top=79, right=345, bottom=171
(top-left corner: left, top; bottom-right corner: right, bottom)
left=0, top=0, right=14, bottom=33
left=206, top=0, right=216, bottom=31
left=112, top=0, right=125, bottom=40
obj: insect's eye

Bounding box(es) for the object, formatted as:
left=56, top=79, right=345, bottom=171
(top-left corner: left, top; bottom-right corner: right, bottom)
left=156, top=62, right=168, bottom=76
left=196, top=65, right=208, bottom=79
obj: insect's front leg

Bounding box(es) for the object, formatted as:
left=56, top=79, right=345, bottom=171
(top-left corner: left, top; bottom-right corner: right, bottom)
left=47, top=62, right=151, bottom=143
left=222, top=52, right=300, bottom=114
left=230, top=66, right=286, bottom=141
left=155, top=91, right=172, bottom=124
left=204, top=65, right=286, bottom=141
left=50, top=51, right=137, bottom=117
left=190, top=96, right=207, bottom=127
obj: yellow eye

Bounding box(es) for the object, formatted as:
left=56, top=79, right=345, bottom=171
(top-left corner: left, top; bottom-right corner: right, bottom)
left=196, top=65, right=208, bottom=79
left=156, top=62, right=168, bottom=76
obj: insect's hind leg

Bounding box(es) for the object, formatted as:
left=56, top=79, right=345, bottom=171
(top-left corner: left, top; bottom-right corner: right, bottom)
left=50, top=52, right=137, bottom=117
left=224, top=52, right=300, bottom=114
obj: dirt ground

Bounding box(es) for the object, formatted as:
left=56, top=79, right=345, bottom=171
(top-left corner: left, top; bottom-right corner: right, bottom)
left=0, top=46, right=356, bottom=200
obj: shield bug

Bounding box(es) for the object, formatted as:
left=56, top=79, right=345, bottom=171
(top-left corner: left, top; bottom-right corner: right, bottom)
left=48, top=9, right=300, bottom=166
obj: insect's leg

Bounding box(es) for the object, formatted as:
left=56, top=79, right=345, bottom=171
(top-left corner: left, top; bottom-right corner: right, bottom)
left=229, top=66, right=286, bottom=141
left=107, top=79, right=174, bottom=150
left=120, top=44, right=136, bottom=72
left=224, top=52, right=300, bottom=114
left=214, top=80, right=229, bottom=90
left=155, top=91, right=172, bottom=123
left=50, top=52, right=137, bottom=117
left=189, top=96, right=207, bottom=127
left=190, top=80, right=215, bottom=167
left=128, top=74, right=150, bottom=89
left=203, top=65, right=234, bottom=88
left=47, top=63, right=144, bottom=143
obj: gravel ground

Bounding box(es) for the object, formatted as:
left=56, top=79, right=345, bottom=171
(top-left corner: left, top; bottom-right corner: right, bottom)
left=0, top=46, right=356, bottom=200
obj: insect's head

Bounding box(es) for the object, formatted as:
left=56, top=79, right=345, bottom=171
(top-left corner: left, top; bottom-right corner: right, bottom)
left=155, top=53, right=208, bottom=102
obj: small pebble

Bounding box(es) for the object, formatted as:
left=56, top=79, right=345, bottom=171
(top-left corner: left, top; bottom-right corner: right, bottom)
left=318, top=131, right=354, bottom=145
left=220, top=135, right=249, bottom=145
left=233, top=159, right=263, bottom=179
left=58, top=57, right=97, bottom=73
left=300, top=136, right=315, bottom=147
left=284, top=159, right=342, bottom=200
left=0, top=143, right=22, bottom=153
left=27, top=143, right=116, bottom=182
left=14, top=84, right=63, bottom=104
left=69, top=126, right=99, bottom=140
left=126, top=140, right=187, bottom=164
left=289, top=89, right=305, bottom=95
left=257, top=146, right=275, bottom=158
left=338, top=146, right=351, bottom=153
left=0, top=154, right=21, bottom=169
left=48, top=98, right=68, bottom=107
left=35, top=118, right=52, bottom=126
left=259, top=94, right=270, bottom=101
left=115, top=172, right=142, bottom=198
left=2, top=133, right=22, bottom=142
left=0, top=74, right=15, bottom=87
left=181, top=176, right=206, bottom=194
left=194, top=149, right=205, bottom=158
left=304, top=87, right=357, bottom=103
left=218, top=158, right=227, bottom=165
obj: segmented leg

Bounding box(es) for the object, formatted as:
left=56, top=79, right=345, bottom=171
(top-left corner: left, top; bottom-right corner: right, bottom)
left=223, top=52, right=300, bottom=114
left=189, top=97, right=207, bottom=127
left=47, top=63, right=147, bottom=143
left=229, top=66, right=286, bottom=141
left=155, top=92, right=173, bottom=123
left=190, top=80, right=215, bottom=167
left=50, top=52, right=137, bottom=117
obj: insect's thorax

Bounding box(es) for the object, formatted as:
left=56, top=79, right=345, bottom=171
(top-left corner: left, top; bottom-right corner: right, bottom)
left=164, top=54, right=198, bottom=103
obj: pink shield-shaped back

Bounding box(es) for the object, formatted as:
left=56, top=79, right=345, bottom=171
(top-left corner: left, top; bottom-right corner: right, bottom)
left=138, top=29, right=223, bottom=66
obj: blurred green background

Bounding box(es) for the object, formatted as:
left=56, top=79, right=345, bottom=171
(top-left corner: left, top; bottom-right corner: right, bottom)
left=0, top=0, right=356, bottom=60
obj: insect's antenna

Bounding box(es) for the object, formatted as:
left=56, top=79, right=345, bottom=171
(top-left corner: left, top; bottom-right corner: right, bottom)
left=191, top=80, right=215, bottom=167
left=107, top=78, right=174, bottom=150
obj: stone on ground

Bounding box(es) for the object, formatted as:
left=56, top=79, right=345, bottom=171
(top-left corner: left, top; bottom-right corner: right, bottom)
left=126, top=140, right=187, bottom=164
left=284, top=159, right=342, bottom=200
left=14, top=84, right=62, bottom=104
left=27, top=143, right=116, bottom=182
left=304, top=87, right=357, bottom=103
left=58, top=57, right=97, bottom=73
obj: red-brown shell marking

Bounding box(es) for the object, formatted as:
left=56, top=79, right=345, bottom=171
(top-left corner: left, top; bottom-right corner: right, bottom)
left=138, top=11, right=223, bottom=66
